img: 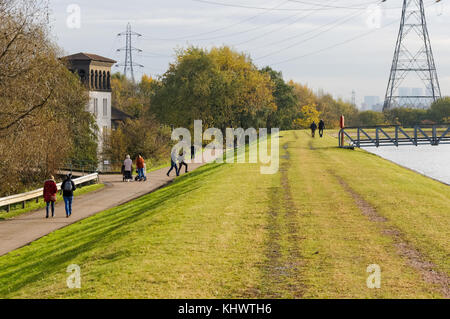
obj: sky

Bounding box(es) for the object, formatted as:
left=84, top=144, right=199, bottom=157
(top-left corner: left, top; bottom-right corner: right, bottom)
left=47, top=0, right=450, bottom=107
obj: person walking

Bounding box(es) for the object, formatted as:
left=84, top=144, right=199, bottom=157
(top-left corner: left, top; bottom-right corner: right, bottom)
left=136, top=154, right=145, bottom=181
left=167, top=148, right=179, bottom=177
left=123, top=155, right=133, bottom=182
left=43, top=175, right=57, bottom=218
left=318, top=120, right=325, bottom=138
left=310, top=121, right=318, bottom=138
left=61, top=174, right=76, bottom=218
left=178, top=151, right=188, bottom=174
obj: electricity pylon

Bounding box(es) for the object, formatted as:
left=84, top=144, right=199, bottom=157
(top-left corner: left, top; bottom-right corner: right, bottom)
left=383, top=0, right=441, bottom=110
left=117, top=23, right=143, bottom=83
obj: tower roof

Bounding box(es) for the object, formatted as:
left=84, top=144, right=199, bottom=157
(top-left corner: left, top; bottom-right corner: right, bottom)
left=62, top=52, right=116, bottom=64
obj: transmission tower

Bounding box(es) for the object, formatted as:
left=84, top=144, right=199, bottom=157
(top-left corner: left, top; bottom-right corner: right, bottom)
left=383, top=0, right=441, bottom=111
left=117, top=23, right=143, bottom=83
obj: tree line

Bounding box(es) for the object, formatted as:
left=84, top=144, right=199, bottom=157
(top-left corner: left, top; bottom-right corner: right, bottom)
left=1, top=1, right=449, bottom=197
left=0, top=0, right=97, bottom=196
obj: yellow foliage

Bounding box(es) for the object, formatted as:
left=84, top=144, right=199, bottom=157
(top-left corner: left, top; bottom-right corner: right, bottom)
left=293, top=104, right=322, bottom=129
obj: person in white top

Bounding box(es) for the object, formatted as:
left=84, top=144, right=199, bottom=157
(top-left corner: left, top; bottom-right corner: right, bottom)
left=123, top=155, right=133, bottom=181
left=178, top=151, right=188, bottom=174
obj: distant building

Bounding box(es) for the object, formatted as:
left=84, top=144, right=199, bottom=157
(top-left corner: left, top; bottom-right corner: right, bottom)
left=61, top=52, right=117, bottom=154
left=362, top=96, right=380, bottom=111
left=111, top=107, right=132, bottom=130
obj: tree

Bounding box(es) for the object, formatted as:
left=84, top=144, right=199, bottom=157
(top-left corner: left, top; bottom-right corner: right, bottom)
left=357, top=111, right=386, bottom=126
left=0, top=0, right=97, bottom=196
left=293, top=104, right=322, bottom=129
left=150, top=46, right=276, bottom=132
left=428, top=97, right=450, bottom=123
left=261, top=67, right=298, bottom=129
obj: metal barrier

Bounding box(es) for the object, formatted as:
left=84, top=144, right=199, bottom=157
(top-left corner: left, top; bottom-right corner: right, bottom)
left=339, top=124, right=450, bottom=148
left=0, top=173, right=99, bottom=213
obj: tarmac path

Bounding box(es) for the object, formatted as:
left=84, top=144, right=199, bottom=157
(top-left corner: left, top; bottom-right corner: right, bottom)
left=0, top=153, right=219, bottom=257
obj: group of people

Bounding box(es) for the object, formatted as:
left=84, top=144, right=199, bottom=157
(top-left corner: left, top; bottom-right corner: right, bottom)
left=122, top=154, right=147, bottom=182
left=310, top=119, right=325, bottom=138
left=43, top=173, right=76, bottom=218
left=167, top=148, right=190, bottom=177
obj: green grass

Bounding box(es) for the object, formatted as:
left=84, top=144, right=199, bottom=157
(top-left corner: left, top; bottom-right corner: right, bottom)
left=0, top=183, right=105, bottom=220
left=0, top=131, right=448, bottom=298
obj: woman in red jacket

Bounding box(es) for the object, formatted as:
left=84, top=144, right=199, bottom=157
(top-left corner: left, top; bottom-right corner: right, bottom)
left=43, top=175, right=57, bottom=218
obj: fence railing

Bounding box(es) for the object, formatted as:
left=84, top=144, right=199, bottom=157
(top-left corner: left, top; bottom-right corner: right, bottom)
left=0, top=173, right=99, bottom=213
left=339, top=124, right=450, bottom=148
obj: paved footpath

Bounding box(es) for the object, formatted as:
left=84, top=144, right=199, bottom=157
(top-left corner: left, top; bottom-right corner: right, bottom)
left=0, top=153, right=219, bottom=257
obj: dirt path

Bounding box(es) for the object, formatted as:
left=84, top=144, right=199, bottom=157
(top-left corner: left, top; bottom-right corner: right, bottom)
left=259, top=136, right=304, bottom=298
left=330, top=170, right=450, bottom=298
left=0, top=153, right=218, bottom=257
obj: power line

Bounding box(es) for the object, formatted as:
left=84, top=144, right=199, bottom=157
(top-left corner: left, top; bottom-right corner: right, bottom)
left=191, top=0, right=381, bottom=11
left=140, top=0, right=291, bottom=42
left=255, top=0, right=437, bottom=63
left=268, top=19, right=398, bottom=66
left=233, top=0, right=339, bottom=46
left=254, top=7, right=368, bottom=61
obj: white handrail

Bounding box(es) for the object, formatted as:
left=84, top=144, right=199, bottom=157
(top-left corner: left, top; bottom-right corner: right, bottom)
left=0, top=173, right=99, bottom=208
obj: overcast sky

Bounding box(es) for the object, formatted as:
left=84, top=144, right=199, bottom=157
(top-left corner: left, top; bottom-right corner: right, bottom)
left=48, top=0, right=450, bottom=106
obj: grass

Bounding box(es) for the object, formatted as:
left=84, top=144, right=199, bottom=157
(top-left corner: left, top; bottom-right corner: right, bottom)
left=0, top=130, right=448, bottom=298
left=0, top=183, right=105, bottom=220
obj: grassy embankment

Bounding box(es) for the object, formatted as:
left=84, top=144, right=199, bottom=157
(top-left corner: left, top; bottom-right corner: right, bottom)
left=0, top=130, right=448, bottom=298
left=0, top=183, right=105, bottom=220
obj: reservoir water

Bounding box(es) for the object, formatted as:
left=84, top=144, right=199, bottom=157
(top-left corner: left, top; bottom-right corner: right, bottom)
left=362, top=144, right=450, bottom=185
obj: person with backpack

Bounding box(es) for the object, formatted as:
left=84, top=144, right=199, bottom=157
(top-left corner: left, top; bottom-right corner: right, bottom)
left=61, top=173, right=76, bottom=218
left=178, top=151, right=188, bottom=174
left=43, top=175, right=57, bottom=218
left=310, top=121, right=318, bottom=138
left=318, top=119, right=325, bottom=138
left=167, top=148, right=179, bottom=177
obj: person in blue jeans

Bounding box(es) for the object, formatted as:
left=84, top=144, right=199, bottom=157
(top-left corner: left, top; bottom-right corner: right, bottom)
left=167, top=148, right=179, bottom=177
left=61, top=174, right=76, bottom=218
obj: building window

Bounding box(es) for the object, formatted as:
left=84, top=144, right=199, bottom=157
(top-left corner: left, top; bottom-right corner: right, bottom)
left=93, top=98, right=98, bottom=117
left=107, top=72, right=111, bottom=90
left=103, top=98, right=107, bottom=117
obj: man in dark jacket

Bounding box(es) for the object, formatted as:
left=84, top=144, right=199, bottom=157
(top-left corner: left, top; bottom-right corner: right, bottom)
left=318, top=120, right=325, bottom=138
left=61, top=174, right=76, bottom=218
left=310, top=121, right=318, bottom=138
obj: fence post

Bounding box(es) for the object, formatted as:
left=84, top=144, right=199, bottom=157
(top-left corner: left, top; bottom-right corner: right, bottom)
left=414, top=126, right=418, bottom=146
left=357, top=128, right=360, bottom=148
left=376, top=127, right=379, bottom=147
left=432, top=125, right=437, bottom=145
left=340, top=115, right=345, bottom=147
left=22, top=200, right=25, bottom=209
left=395, top=126, right=399, bottom=147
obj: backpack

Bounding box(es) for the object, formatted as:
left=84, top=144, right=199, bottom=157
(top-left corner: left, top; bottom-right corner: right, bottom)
left=63, top=180, right=73, bottom=192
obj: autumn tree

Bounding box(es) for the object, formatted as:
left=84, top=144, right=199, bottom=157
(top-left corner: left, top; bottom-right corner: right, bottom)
left=0, top=0, right=97, bottom=196
left=150, top=46, right=276, bottom=132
